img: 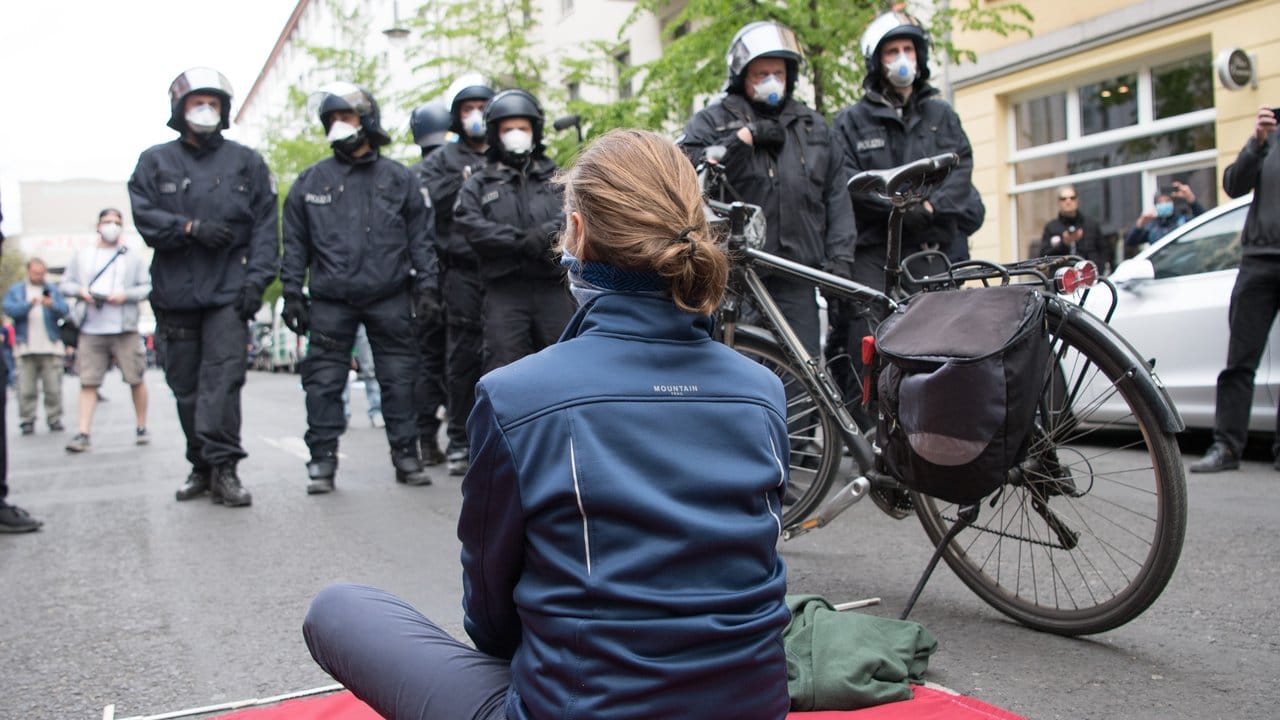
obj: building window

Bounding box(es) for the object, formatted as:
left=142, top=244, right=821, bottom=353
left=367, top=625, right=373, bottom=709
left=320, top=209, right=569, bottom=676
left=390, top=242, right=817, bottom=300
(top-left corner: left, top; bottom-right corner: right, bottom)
left=1079, top=73, right=1138, bottom=136
left=561, top=0, right=573, bottom=17
left=567, top=81, right=580, bottom=102
left=615, top=49, right=632, bottom=100
left=1008, top=49, right=1217, bottom=263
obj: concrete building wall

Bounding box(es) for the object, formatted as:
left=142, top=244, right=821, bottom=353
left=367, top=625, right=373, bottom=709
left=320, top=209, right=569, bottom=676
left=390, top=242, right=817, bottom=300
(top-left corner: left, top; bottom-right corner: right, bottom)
left=951, top=0, right=1278, bottom=265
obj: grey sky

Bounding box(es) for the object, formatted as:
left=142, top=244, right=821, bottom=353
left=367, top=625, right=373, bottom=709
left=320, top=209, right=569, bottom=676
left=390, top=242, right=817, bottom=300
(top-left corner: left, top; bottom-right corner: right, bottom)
left=0, top=0, right=299, bottom=183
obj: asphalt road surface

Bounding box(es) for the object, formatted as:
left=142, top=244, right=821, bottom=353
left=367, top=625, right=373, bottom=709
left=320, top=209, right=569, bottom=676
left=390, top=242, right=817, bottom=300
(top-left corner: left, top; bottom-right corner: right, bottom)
left=2, top=370, right=1277, bottom=719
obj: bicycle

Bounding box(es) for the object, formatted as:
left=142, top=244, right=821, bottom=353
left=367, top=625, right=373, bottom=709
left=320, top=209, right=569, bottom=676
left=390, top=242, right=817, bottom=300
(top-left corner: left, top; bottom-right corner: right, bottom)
left=701, top=151, right=1187, bottom=636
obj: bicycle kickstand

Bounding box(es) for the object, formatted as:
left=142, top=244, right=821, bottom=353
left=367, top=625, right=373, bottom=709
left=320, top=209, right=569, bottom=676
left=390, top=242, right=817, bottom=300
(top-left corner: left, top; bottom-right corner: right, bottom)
left=899, top=503, right=979, bottom=621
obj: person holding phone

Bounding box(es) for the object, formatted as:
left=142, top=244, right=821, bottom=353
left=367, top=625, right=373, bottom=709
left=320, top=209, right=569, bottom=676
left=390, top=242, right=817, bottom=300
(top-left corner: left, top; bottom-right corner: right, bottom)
left=1192, top=106, right=1280, bottom=473
left=3, top=258, right=70, bottom=436
left=1123, top=180, right=1205, bottom=254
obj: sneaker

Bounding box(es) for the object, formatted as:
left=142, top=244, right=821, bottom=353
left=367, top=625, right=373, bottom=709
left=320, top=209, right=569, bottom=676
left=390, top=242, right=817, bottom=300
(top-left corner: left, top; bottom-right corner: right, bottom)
left=135, top=427, right=150, bottom=445
left=19, top=423, right=33, bottom=436
left=0, top=503, right=42, bottom=533
left=48, top=420, right=65, bottom=432
left=65, top=433, right=91, bottom=453
left=370, top=412, right=385, bottom=428
left=422, top=438, right=446, bottom=466
left=446, top=448, right=469, bottom=477
left=1189, top=442, right=1240, bottom=473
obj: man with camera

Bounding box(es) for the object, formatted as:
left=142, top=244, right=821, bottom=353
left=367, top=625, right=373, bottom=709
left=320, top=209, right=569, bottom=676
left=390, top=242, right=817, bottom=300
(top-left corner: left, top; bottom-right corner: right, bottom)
left=3, top=258, right=70, bottom=436
left=1191, top=106, right=1280, bottom=473
left=60, top=208, right=152, bottom=454
left=1039, top=184, right=1108, bottom=271
left=1123, top=181, right=1204, bottom=254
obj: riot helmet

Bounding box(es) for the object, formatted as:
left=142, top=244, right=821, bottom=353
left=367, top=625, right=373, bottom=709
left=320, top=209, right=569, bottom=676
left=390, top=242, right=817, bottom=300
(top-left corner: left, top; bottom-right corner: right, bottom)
left=167, top=67, right=233, bottom=133
left=484, top=89, right=545, bottom=162
left=307, top=82, right=392, bottom=147
left=860, top=11, right=931, bottom=88
left=410, top=101, right=452, bottom=149
left=445, top=73, right=496, bottom=138
left=724, top=21, right=804, bottom=97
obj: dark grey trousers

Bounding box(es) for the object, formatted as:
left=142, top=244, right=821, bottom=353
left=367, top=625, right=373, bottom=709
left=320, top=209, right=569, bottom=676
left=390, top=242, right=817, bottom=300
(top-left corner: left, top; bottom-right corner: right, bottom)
left=1213, top=256, right=1280, bottom=455
left=304, top=584, right=511, bottom=720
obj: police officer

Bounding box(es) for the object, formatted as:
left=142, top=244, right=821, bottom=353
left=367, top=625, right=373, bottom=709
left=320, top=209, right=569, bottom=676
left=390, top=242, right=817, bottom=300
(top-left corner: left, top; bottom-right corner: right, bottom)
left=454, top=89, right=573, bottom=373
left=679, top=20, right=856, bottom=356
left=414, top=75, right=493, bottom=476
left=829, top=11, right=986, bottom=433
left=282, top=83, right=440, bottom=494
left=128, top=68, right=279, bottom=508
left=407, top=99, right=453, bottom=467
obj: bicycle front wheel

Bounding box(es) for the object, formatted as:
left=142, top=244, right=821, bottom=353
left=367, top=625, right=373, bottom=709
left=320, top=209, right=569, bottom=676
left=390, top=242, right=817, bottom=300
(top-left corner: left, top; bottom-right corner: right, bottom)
left=732, top=334, right=842, bottom=526
left=913, top=298, right=1187, bottom=636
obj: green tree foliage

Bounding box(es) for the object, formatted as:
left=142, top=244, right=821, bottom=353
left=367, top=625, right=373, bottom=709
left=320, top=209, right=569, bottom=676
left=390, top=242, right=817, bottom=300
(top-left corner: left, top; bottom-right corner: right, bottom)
left=557, top=0, right=1031, bottom=146
left=405, top=0, right=545, bottom=103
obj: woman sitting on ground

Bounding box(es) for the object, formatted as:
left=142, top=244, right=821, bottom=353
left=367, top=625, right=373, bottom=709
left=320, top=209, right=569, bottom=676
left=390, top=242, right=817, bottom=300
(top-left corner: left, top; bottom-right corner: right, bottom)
left=303, top=128, right=792, bottom=720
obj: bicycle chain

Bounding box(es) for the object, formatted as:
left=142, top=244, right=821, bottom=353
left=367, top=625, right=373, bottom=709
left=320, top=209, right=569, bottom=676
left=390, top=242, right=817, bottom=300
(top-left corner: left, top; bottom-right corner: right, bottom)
left=936, top=511, right=1073, bottom=550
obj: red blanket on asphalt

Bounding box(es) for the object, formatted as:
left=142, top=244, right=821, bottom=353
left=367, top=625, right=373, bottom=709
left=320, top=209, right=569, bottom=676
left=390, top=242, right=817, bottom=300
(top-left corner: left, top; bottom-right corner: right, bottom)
left=213, top=685, right=1027, bottom=720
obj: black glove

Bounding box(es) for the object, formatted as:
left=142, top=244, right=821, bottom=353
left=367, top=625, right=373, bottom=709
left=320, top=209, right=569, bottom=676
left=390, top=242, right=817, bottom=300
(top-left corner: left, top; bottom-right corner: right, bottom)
left=748, top=119, right=786, bottom=151
left=236, top=284, right=264, bottom=321
left=900, top=203, right=933, bottom=239
left=821, top=258, right=855, bottom=280
left=522, top=229, right=550, bottom=258
left=413, top=287, right=443, bottom=327
left=281, top=293, right=310, bottom=335
left=189, top=219, right=237, bottom=249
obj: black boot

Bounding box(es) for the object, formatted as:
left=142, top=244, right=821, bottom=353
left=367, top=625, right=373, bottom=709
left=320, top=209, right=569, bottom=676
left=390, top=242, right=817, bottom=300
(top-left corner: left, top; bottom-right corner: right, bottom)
left=175, top=468, right=212, bottom=502
left=213, top=464, right=253, bottom=507
left=393, top=449, right=432, bottom=486
left=307, top=452, right=338, bottom=495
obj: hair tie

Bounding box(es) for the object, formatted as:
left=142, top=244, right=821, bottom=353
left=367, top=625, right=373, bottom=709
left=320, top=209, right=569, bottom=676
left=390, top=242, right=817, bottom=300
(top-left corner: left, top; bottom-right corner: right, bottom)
left=675, top=226, right=698, bottom=244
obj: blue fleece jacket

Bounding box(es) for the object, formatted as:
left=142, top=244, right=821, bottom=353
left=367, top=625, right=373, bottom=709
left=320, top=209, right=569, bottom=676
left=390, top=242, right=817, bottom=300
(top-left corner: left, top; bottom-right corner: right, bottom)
left=3, top=281, right=69, bottom=345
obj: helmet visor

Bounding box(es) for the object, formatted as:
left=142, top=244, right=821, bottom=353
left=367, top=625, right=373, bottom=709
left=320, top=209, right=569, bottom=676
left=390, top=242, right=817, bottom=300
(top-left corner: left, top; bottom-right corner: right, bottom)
left=169, top=67, right=233, bottom=105
left=727, top=23, right=803, bottom=78
left=307, top=82, right=372, bottom=120
left=860, top=11, right=920, bottom=60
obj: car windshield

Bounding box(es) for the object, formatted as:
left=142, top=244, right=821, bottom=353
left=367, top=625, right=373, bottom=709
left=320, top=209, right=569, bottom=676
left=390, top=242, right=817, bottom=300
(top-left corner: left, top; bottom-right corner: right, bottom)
left=1150, top=205, right=1246, bottom=279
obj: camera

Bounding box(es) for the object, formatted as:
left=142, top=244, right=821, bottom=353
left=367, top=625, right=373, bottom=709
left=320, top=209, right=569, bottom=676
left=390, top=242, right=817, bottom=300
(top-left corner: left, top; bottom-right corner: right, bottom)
left=1066, top=224, right=1078, bottom=234
left=90, top=292, right=108, bottom=309
left=41, top=288, right=50, bottom=297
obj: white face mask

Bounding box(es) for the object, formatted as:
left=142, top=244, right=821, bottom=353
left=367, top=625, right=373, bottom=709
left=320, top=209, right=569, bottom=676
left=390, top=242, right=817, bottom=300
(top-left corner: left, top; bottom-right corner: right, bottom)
left=184, top=104, right=221, bottom=133
left=99, top=222, right=122, bottom=243
left=327, top=120, right=360, bottom=144
left=883, top=52, right=917, bottom=89
left=501, top=129, right=533, bottom=156
left=462, top=109, right=486, bottom=139
left=751, top=74, right=786, bottom=106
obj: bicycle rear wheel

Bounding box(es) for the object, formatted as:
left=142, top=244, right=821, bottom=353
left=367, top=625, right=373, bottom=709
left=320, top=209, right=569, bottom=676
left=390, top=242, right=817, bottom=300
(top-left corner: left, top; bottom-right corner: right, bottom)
left=913, top=298, right=1186, bottom=635
left=732, top=334, right=841, bottom=526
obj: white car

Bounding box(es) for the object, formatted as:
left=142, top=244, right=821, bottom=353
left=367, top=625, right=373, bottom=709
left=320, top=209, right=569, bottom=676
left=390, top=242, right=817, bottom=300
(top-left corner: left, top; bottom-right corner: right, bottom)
left=1080, top=194, right=1273, bottom=430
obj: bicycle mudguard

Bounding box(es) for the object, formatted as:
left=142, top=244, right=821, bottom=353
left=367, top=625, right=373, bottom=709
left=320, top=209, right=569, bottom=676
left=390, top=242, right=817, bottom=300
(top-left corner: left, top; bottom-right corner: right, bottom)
left=1054, top=300, right=1185, bottom=433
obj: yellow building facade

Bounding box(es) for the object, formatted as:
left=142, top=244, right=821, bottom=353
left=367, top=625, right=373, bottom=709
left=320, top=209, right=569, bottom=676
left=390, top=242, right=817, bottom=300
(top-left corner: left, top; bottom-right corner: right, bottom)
left=949, top=0, right=1279, bottom=267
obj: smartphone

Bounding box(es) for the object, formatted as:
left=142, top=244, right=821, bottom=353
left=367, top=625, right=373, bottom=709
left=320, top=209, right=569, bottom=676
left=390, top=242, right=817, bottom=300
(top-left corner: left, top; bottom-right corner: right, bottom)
left=41, top=288, right=50, bottom=297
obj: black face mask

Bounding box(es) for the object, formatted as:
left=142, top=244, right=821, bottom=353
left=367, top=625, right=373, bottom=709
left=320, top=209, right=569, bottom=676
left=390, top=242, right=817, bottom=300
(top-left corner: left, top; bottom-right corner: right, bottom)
left=501, top=150, right=532, bottom=170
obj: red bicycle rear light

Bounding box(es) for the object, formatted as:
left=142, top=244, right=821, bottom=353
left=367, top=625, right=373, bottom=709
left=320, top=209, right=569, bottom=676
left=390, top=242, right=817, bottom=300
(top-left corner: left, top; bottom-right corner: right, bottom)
left=1074, top=260, right=1099, bottom=288
left=1054, top=266, right=1081, bottom=294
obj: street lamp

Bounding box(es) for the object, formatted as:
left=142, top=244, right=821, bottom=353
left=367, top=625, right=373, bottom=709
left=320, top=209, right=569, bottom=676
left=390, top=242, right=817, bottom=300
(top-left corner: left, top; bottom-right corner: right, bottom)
left=383, top=0, right=410, bottom=42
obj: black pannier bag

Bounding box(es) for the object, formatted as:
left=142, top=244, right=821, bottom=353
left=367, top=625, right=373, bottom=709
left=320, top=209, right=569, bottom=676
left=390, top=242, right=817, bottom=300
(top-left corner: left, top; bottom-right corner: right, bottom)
left=874, top=285, right=1049, bottom=505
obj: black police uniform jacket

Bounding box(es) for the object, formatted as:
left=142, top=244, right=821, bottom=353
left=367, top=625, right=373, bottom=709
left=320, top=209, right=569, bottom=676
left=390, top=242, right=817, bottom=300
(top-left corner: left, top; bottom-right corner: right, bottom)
left=414, top=141, right=488, bottom=270
left=282, top=153, right=438, bottom=305
left=453, top=155, right=565, bottom=283
left=679, top=93, right=856, bottom=268
left=128, top=136, right=280, bottom=311
left=833, top=83, right=985, bottom=260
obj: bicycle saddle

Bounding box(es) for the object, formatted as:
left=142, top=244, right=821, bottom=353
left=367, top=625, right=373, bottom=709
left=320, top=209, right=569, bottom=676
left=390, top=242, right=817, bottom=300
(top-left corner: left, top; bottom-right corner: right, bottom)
left=847, top=152, right=959, bottom=200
